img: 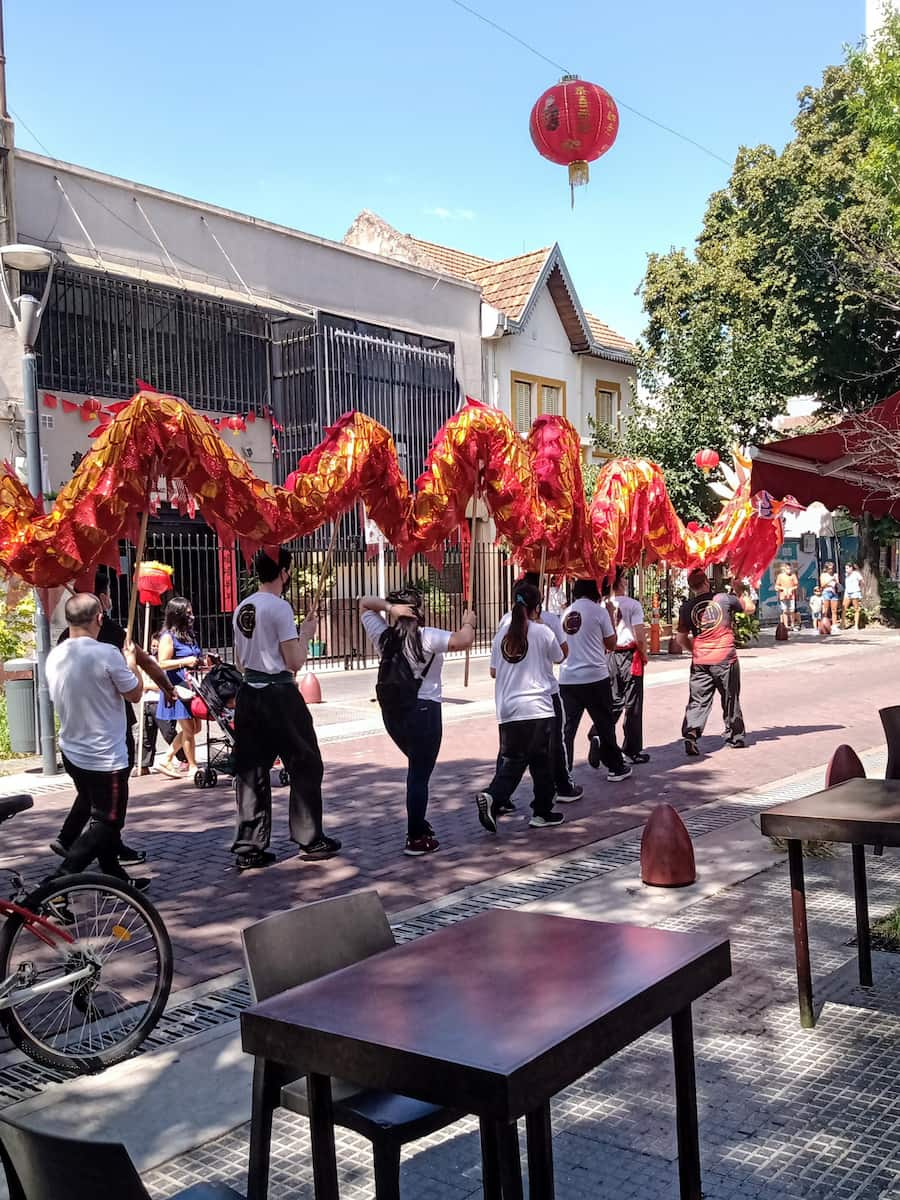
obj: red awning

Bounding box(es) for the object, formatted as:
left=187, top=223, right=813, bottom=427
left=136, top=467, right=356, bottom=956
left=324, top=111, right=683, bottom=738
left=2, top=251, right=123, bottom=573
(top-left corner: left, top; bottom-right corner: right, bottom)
left=750, top=391, right=900, bottom=518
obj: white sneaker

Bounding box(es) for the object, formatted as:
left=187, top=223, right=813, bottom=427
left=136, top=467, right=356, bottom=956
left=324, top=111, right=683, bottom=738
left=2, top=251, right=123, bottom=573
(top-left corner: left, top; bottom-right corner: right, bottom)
left=607, top=766, right=633, bottom=782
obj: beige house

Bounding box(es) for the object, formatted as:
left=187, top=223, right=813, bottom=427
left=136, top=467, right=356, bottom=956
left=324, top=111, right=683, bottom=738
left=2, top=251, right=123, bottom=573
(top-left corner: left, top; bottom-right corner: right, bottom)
left=344, top=212, right=635, bottom=462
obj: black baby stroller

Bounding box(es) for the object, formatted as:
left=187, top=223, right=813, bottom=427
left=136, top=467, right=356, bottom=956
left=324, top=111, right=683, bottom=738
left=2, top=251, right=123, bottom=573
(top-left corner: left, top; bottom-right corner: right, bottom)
left=188, top=663, right=242, bottom=789
left=188, top=663, right=290, bottom=789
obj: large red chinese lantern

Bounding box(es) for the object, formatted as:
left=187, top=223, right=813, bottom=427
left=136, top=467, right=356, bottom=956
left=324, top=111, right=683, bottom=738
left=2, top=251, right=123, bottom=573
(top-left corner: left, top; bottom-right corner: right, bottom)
left=529, top=75, right=619, bottom=204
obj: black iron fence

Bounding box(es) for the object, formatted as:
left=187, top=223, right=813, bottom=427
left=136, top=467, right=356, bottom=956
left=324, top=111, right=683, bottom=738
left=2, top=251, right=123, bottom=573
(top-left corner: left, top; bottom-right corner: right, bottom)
left=112, top=517, right=512, bottom=666
left=25, top=266, right=272, bottom=413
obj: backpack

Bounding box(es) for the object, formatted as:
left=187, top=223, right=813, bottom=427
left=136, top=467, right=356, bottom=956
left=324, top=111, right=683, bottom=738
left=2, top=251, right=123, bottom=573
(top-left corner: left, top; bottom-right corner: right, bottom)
left=375, top=643, right=435, bottom=714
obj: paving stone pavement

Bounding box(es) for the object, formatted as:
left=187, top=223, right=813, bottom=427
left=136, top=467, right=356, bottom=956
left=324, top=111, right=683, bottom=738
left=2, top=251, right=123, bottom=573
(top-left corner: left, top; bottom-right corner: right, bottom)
left=143, top=846, right=900, bottom=1199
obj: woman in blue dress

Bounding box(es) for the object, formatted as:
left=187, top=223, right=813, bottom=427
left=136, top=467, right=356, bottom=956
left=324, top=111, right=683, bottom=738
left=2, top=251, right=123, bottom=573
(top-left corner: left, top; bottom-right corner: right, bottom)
left=156, top=597, right=204, bottom=778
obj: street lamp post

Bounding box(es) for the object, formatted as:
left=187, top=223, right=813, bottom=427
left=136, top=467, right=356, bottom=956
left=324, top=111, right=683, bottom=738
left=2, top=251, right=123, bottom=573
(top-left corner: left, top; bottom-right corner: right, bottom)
left=0, top=243, right=58, bottom=775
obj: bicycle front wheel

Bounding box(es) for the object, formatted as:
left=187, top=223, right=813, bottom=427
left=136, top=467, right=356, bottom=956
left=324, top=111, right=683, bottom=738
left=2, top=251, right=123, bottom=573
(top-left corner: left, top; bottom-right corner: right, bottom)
left=0, top=873, right=172, bottom=1074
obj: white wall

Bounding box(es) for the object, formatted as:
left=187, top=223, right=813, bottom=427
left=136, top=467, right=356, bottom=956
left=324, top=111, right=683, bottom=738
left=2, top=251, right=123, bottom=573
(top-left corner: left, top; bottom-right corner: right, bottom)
left=486, top=286, right=634, bottom=452
left=13, top=153, right=483, bottom=401
left=867, top=0, right=898, bottom=38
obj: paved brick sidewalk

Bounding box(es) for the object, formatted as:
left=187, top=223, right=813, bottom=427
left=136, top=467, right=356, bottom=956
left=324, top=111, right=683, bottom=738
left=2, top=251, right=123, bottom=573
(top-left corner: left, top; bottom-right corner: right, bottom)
left=3, top=631, right=898, bottom=990
left=143, top=840, right=900, bottom=1199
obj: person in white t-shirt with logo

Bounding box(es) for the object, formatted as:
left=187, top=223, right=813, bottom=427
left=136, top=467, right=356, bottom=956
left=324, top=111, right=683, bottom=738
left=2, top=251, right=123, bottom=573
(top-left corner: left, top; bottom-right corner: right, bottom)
left=45, top=592, right=147, bottom=886
left=360, top=587, right=476, bottom=857
left=588, top=569, right=650, bottom=768
left=231, top=547, right=341, bottom=871
left=492, top=572, right=583, bottom=803
left=559, top=579, right=631, bottom=782
left=476, top=582, right=565, bottom=833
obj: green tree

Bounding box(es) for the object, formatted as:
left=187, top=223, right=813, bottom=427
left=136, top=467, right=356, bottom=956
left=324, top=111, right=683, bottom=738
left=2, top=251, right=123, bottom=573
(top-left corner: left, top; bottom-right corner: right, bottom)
left=599, top=16, right=900, bottom=536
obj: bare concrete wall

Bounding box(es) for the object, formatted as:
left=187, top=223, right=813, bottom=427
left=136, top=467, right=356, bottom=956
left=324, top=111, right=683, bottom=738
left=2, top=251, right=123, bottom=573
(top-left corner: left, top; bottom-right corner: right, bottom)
left=13, top=153, right=483, bottom=400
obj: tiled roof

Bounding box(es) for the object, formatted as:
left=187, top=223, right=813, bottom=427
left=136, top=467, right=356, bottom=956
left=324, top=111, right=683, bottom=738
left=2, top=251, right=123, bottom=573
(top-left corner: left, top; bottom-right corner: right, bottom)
left=584, top=311, right=635, bottom=356
left=403, top=236, right=492, bottom=279
left=345, top=212, right=634, bottom=359
left=466, top=248, right=553, bottom=321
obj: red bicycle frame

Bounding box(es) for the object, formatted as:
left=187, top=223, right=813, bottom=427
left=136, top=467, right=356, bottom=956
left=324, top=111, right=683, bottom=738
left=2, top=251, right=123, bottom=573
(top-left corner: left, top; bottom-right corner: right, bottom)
left=0, top=898, right=75, bottom=948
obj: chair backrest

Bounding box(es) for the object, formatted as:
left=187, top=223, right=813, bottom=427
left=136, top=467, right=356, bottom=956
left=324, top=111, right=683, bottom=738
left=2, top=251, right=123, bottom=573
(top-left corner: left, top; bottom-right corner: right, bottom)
left=880, top=705, right=900, bottom=780
left=0, top=1116, right=149, bottom=1200
left=242, top=890, right=396, bottom=1003
left=825, top=744, right=866, bottom=788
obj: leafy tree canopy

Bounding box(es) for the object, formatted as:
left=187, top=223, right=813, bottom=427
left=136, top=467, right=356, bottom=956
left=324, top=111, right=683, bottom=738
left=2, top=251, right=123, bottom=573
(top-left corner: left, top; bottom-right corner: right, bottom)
left=597, top=15, right=900, bottom=520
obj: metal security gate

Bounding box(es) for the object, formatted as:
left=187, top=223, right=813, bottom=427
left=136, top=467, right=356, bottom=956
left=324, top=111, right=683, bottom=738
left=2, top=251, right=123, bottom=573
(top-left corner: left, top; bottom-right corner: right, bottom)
left=272, top=314, right=459, bottom=495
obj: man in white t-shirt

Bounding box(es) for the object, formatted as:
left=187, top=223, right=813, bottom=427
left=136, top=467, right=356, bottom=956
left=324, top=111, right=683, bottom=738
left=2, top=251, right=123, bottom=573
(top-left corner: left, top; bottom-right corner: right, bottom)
left=492, top=573, right=582, bottom=802
left=231, top=547, right=341, bottom=870
left=559, top=579, right=631, bottom=782
left=589, top=570, right=650, bottom=767
left=45, top=592, right=146, bottom=885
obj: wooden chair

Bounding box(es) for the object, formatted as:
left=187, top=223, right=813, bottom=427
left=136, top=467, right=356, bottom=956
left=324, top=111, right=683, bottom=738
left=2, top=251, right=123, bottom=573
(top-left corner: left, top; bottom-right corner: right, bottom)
left=0, top=1115, right=243, bottom=1200
left=825, top=744, right=882, bottom=856
left=880, top=705, right=900, bottom=781
left=241, top=891, right=467, bottom=1200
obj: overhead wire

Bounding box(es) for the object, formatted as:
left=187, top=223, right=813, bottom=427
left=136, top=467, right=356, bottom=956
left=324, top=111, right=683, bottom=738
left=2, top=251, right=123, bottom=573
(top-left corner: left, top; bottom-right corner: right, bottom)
left=447, top=0, right=733, bottom=167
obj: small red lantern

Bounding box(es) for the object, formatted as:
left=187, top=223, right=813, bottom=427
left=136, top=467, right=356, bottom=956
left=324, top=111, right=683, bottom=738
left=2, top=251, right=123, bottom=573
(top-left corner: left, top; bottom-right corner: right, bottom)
left=694, top=449, right=720, bottom=475
left=530, top=75, right=619, bottom=204
left=80, top=397, right=103, bottom=422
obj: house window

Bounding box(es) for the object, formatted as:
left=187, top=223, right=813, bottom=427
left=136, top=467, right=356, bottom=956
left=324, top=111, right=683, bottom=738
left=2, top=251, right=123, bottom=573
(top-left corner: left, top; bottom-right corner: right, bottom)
left=594, top=380, right=622, bottom=435
left=40, top=413, right=55, bottom=430
left=510, top=372, right=566, bottom=434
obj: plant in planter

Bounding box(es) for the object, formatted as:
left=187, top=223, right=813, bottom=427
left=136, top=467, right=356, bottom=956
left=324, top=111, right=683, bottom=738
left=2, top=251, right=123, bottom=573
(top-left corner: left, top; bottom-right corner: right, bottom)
left=734, top=611, right=760, bottom=648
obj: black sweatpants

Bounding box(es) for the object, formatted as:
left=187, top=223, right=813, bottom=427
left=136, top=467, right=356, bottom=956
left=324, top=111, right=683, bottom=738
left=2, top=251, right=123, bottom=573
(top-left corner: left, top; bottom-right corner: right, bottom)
left=232, top=681, right=325, bottom=853
left=551, top=693, right=576, bottom=793
left=609, top=650, right=644, bottom=758
left=485, top=718, right=555, bottom=817
left=682, top=660, right=745, bottom=744
left=57, top=755, right=131, bottom=878
left=57, top=720, right=137, bottom=852
left=560, top=679, right=626, bottom=775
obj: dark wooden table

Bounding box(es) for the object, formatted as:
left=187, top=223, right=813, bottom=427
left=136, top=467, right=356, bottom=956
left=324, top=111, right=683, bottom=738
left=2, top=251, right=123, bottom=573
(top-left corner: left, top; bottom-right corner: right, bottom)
left=760, top=778, right=900, bottom=1028
left=241, top=909, right=731, bottom=1199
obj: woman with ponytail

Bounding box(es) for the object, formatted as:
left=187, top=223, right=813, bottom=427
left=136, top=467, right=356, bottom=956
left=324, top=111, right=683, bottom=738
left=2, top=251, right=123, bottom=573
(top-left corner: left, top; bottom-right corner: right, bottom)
left=476, top=582, right=565, bottom=834
left=360, top=587, right=476, bottom=856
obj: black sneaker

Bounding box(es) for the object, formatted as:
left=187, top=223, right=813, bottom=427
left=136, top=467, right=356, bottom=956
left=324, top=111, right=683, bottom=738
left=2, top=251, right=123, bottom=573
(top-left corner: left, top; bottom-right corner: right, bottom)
left=529, top=811, right=565, bottom=828
left=607, top=766, right=633, bottom=782
left=298, top=836, right=341, bottom=861
left=236, top=850, right=277, bottom=871
left=475, top=792, right=497, bottom=834
left=404, top=834, right=440, bottom=857
left=727, top=738, right=746, bottom=749
left=117, top=844, right=147, bottom=865
left=49, top=838, right=69, bottom=858
left=587, top=736, right=602, bottom=770
left=626, top=753, right=651, bottom=764
left=684, top=739, right=700, bottom=757
left=555, top=785, right=584, bottom=803
left=496, top=800, right=516, bottom=815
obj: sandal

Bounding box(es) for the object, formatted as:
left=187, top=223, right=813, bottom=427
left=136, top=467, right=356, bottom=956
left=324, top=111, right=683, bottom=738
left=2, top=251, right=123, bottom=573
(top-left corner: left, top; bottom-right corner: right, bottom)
left=158, top=761, right=184, bottom=779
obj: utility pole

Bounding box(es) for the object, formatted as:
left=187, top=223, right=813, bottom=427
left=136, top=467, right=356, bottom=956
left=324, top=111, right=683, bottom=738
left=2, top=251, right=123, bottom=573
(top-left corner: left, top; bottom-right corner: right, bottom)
left=0, top=1, right=16, bottom=258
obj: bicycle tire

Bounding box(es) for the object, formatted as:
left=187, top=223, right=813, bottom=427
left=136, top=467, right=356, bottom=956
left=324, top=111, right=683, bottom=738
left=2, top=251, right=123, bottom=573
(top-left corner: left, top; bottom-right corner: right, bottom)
left=0, top=872, right=172, bottom=1074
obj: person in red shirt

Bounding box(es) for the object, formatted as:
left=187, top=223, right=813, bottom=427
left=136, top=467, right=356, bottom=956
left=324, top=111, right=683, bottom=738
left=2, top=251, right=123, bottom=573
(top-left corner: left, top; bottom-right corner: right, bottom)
left=677, top=569, right=755, bottom=755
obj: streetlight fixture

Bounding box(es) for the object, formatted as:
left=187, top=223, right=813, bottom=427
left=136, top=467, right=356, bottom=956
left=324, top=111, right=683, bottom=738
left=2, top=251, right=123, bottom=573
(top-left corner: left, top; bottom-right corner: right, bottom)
left=0, top=242, right=58, bottom=775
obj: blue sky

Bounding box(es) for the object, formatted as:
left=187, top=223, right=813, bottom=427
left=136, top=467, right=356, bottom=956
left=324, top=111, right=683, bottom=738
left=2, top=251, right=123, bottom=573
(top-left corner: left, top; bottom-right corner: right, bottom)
left=7, top=0, right=864, bottom=344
